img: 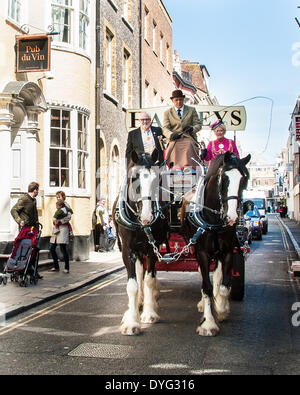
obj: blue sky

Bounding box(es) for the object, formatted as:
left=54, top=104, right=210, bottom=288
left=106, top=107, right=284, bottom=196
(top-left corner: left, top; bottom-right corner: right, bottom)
left=163, top=0, right=300, bottom=163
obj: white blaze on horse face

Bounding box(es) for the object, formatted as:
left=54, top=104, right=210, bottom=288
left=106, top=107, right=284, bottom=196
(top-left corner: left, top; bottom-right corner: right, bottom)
left=139, top=168, right=156, bottom=225
left=225, top=169, right=242, bottom=226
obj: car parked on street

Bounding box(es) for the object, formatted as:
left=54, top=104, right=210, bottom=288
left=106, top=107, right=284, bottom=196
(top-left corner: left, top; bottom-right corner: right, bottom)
left=250, top=198, right=268, bottom=234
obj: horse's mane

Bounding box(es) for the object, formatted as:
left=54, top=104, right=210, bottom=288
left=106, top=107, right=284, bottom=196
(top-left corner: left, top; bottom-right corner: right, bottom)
left=204, top=153, right=249, bottom=183
left=204, top=154, right=226, bottom=182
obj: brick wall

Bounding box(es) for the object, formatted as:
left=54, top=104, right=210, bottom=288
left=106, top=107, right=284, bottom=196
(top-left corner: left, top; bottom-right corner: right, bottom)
left=142, top=0, right=173, bottom=107
left=99, top=0, right=140, bottom=209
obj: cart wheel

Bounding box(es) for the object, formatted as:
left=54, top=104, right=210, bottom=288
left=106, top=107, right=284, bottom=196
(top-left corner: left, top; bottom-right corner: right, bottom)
left=231, top=252, right=245, bottom=301
left=3, top=276, right=7, bottom=286
left=0, top=277, right=2, bottom=285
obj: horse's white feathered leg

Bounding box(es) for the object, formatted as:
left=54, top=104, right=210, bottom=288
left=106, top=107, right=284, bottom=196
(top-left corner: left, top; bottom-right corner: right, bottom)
left=214, top=285, right=231, bottom=322
left=141, top=271, right=160, bottom=324
left=121, top=278, right=141, bottom=335
left=213, top=261, right=223, bottom=298
left=197, top=291, right=219, bottom=336
left=136, top=260, right=144, bottom=308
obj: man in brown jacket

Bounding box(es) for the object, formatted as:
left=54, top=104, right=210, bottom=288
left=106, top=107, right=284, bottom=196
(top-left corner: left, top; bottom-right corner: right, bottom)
left=11, top=181, right=43, bottom=279
left=11, top=182, right=39, bottom=228
left=162, top=90, right=202, bottom=169
left=163, top=90, right=201, bottom=142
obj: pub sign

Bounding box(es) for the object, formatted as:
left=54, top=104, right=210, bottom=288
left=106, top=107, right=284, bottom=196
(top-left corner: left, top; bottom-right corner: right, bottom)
left=294, top=115, right=300, bottom=141
left=16, top=34, right=51, bottom=72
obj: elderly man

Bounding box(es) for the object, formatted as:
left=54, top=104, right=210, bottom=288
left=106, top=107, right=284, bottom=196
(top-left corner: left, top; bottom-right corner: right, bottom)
left=125, top=112, right=165, bottom=167
left=162, top=90, right=202, bottom=169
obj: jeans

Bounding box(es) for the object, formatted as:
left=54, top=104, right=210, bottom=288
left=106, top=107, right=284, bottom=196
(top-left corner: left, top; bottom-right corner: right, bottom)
left=49, top=243, right=69, bottom=271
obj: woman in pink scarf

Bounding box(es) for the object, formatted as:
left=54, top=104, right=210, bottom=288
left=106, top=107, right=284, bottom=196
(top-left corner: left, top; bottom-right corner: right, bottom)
left=202, top=120, right=239, bottom=164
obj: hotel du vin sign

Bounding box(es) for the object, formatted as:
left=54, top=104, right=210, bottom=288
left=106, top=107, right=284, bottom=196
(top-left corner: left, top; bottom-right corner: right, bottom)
left=16, top=34, right=51, bottom=72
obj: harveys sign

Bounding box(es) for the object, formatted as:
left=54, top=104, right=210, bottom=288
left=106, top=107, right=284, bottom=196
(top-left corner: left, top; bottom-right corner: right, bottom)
left=126, top=105, right=246, bottom=131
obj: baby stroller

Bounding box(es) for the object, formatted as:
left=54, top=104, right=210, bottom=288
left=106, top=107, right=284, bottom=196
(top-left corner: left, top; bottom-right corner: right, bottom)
left=0, top=223, right=43, bottom=287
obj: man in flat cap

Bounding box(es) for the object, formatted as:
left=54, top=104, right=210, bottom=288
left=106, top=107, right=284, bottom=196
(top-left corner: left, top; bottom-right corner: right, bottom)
left=162, top=90, right=202, bottom=169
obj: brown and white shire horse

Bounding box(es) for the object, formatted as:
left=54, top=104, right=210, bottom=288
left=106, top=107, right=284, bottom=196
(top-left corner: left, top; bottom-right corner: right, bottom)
left=181, top=151, right=251, bottom=336
left=113, top=150, right=168, bottom=335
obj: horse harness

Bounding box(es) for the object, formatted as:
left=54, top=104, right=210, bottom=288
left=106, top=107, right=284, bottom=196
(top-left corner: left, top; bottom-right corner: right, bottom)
left=115, top=159, right=247, bottom=263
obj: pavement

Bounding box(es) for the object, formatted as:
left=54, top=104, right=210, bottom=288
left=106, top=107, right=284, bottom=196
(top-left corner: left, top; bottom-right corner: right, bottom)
left=0, top=249, right=124, bottom=320
left=1, top=214, right=300, bottom=321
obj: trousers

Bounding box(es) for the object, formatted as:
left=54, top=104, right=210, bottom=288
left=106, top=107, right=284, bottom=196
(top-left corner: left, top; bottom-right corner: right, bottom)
left=49, top=242, right=69, bottom=271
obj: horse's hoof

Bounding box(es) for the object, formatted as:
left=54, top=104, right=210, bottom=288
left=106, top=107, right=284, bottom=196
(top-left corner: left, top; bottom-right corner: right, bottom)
left=196, top=325, right=219, bottom=337
left=120, top=324, right=141, bottom=336
left=141, top=312, right=160, bottom=324
left=216, top=311, right=229, bottom=322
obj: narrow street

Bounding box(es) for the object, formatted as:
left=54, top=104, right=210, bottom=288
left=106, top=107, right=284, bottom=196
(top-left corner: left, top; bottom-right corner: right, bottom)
left=0, top=215, right=300, bottom=376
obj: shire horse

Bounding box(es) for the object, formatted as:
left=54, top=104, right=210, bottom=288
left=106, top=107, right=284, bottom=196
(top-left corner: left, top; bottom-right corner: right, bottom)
left=113, top=149, right=168, bottom=335
left=181, top=151, right=251, bottom=336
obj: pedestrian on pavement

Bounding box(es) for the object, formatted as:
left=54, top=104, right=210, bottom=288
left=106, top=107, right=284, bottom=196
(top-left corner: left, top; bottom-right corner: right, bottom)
left=125, top=111, right=165, bottom=168
left=10, top=181, right=43, bottom=279
left=162, top=89, right=202, bottom=169
left=105, top=214, right=116, bottom=251
left=55, top=190, right=74, bottom=238
left=48, top=191, right=73, bottom=273
left=95, top=198, right=109, bottom=252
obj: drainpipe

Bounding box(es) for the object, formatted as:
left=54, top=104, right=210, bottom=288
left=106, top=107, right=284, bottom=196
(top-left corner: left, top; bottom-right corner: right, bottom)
left=139, top=0, right=142, bottom=108
left=95, top=0, right=101, bottom=203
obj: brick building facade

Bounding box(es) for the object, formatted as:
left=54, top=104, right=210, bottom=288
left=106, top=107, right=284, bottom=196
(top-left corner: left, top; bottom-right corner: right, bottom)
left=98, top=0, right=140, bottom=209
left=141, top=0, right=173, bottom=108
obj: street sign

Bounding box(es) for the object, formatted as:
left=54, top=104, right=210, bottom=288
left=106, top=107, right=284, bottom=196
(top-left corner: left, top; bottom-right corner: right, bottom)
left=294, top=115, right=300, bottom=141
left=16, top=34, right=51, bottom=72
left=126, top=105, right=247, bottom=131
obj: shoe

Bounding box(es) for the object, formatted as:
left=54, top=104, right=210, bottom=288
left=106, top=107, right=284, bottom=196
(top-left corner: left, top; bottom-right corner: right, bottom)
left=37, top=274, right=43, bottom=279
left=63, top=269, right=69, bottom=274
left=48, top=268, right=59, bottom=272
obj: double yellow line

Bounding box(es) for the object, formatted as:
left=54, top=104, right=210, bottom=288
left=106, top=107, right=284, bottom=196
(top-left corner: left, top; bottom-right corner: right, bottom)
left=0, top=272, right=125, bottom=337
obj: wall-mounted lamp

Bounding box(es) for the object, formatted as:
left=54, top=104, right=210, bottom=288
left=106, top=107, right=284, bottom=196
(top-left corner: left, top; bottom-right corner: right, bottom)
left=38, top=71, right=54, bottom=81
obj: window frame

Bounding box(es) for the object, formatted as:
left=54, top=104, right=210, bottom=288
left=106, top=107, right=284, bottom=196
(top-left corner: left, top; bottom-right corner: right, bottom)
left=50, top=0, right=91, bottom=57
left=122, top=49, right=130, bottom=108
left=144, top=8, right=149, bottom=41
left=44, top=105, right=91, bottom=197
left=104, top=29, right=113, bottom=95
left=152, top=20, right=156, bottom=52
left=79, top=0, right=90, bottom=50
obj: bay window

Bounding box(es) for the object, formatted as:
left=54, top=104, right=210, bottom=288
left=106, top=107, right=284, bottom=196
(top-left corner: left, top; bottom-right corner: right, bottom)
left=51, top=0, right=73, bottom=44
left=47, top=107, right=90, bottom=194
left=51, top=0, right=90, bottom=53
left=8, top=0, right=21, bottom=23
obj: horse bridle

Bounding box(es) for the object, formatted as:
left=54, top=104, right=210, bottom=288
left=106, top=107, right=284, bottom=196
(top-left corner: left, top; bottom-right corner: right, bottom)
left=124, top=166, right=161, bottom=226
left=217, top=166, right=247, bottom=221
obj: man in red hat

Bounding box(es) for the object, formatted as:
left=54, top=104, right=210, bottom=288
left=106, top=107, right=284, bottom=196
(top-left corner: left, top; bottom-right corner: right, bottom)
left=162, top=90, right=202, bottom=169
